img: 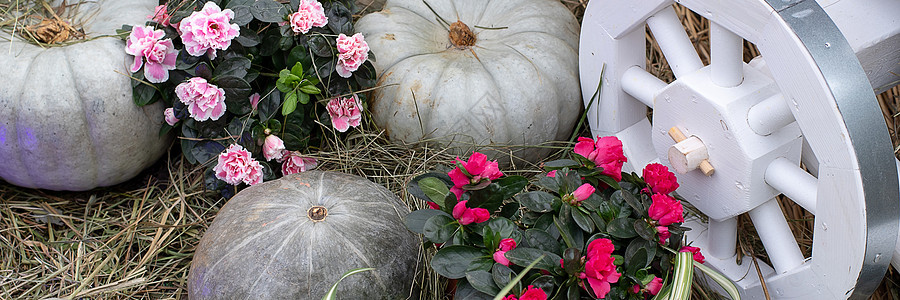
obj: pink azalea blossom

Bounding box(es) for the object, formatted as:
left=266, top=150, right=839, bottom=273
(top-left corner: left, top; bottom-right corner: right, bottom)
left=281, top=151, right=317, bottom=175
left=263, top=135, right=286, bottom=161
left=124, top=25, right=177, bottom=83
left=583, top=238, right=621, bottom=298
left=175, top=77, right=227, bottom=121
left=452, top=200, right=489, bottom=225
left=646, top=277, right=663, bottom=295
left=504, top=285, right=547, bottom=300
left=648, top=193, right=684, bottom=226
left=643, top=163, right=679, bottom=195
left=250, top=93, right=261, bottom=110
left=493, top=238, right=517, bottom=266
left=179, top=2, right=239, bottom=59
left=335, top=33, right=369, bottom=78
left=448, top=152, right=504, bottom=189
left=572, top=183, right=595, bottom=202
left=326, top=94, right=362, bottom=132
left=214, top=144, right=263, bottom=185
left=289, top=0, right=328, bottom=34
left=164, top=108, right=179, bottom=126
left=574, top=136, right=627, bottom=181
left=656, top=226, right=671, bottom=244
left=426, top=201, right=440, bottom=210
left=680, top=246, right=706, bottom=263
left=546, top=170, right=557, bottom=177
left=149, top=5, right=172, bottom=27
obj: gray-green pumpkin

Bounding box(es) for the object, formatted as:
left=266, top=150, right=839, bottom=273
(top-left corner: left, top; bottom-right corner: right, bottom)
left=0, top=0, right=168, bottom=191
left=188, top=171, right=420, bottom=299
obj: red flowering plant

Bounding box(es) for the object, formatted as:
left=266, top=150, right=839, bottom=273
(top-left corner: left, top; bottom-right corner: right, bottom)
left=118, top=0, right=375, bottom=197
left=405, top=136, right=716, bottom=299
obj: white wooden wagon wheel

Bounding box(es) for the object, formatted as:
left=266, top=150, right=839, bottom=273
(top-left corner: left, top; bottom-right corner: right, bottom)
left=579, top=0, right=900, bottom=298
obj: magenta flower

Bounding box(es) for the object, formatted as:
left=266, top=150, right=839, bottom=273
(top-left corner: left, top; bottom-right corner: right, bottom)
left=281, top=152, right=317, bottom=175
left=124, top=25, right=177, bottom=83
left=493, top=238, right=517, bottom=266
left=426, top=201, right=440, bottom=210
left=149, top=5, right=172, bottom=27
left=214, top=144, right=263, bottom=185
left=680, top=246, right=706, bottom=263
left=175, top=77, right=226, bottom=121
left=448, top=152, right=504, bottom=189
left=452, top=200, right=489, bottom=225
left=164, top=108, right=179, bottom=126
left=646, top=277, right=663, bottom=295
left=289, top=0, right=328, bottom=34
left=656, top=226, right=670, bottom=244
left=573, top=183, right=595, bottom=202
left=326, top=94, right=362, bottom=132
left=574, top=136, right=627, bottom=181
left=648, top=193, right=684, bottom=226
left=583, top=238, right=621, bottom=298
left=335, top=33, right=369, bottom=78
left=263, top=135, right=286, bottom=161
left=546, top=170, right=557, bottom=177
left=178, top=2, right=239, bottom=59
left=504, top=285, right=547, bottom=300
left=643, top=163, right=679, bottom=195
left=250, top=93, right=261, bottom=110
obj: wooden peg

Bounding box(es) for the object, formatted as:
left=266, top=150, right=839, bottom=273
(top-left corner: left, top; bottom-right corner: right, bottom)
left=668, top=127, right=715, bottom=176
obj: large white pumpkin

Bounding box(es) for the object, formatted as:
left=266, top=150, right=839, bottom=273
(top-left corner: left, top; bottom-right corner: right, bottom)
left=0, top=0, right=168, bottom=191
left=356, top=0, right=582, bottom=164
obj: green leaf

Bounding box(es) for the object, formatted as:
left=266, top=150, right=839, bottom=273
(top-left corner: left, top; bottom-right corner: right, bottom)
left=563, top=247, right=582, bottom=276
left=543, top=159, right=580, bottom=170
left=523, top=229, right=559, bottom=254
left=250, top=0, right=287, bottom=22
left=467, top=270, right=500, bottom=295
left=634, top=219, right=657, bottom=242
left=571, top=208, right=594, bottom=232
left=407, top=173, right=454, bottom=202
left=423, top=214, right=458, bottom=244
left=230, top=5, right=253, bottom=26
left=668, top=252, right=694, bottom=300
left=297, top=91, right=310, bottom=105
left=321, top=268, right=375, bottom=300
left=235, top=27, right=261, bottom=47
left=535, top=175, right=560, bottom=192
left=282, top=91, right=298, bottom=115
left=324, top=1, right=353, bottom=34
left=191, top=141, right=226, bottom=164
left=486, top=218, right=521, bottom=242
left=566, top=283, right=581, bottom=300
left=499, top=202, right=519, bottom=219
left=216, top=76, right=253, bottom=114
left=431, top=246, right=485, bottom=279
left=291, top=62, right=304, bottom=77
left=214, top=57, right=252, bottom=79
left=598, top=175, right=622, bottom=190
left=418, top=177, right=451, bottom=207
left=516, top=191, right=558, bottom=213
left=625, top=239, right=655, bottom=272
left=493, top=253, right=545, bottom=300
left=494, top=176, right=528, bottom=200
left=287, top=45, right=312, bottom=71
left=308, top=34, right=333, bottom=57
left=607, top=218, right=639, bottom=239
left=132, top=83, right=157, bottom=106
left=457, top=279, right=494, bottom=300
left=258, top=89, right=281, bottom=122
left=491, top=263, right=517, bottom=292
left=616, top=190, right=644, bottom=215
left=693, top=259, right=742, bottom=300
left=405, top=209, right=449, bottom=234
left=299, top=84, right=321, bottom=95
left=504, top=248, right=562, bottom=274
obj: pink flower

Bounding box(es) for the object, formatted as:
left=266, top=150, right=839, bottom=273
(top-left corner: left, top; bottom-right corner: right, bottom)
left=289, top=0, right=328, bottom=34
left=648, top=193, right=684, bottom=226
left=426, top=201, right=440, bottom=210
left=546, top=170, right=557, bottom=177
left=263, top=135, right=286, bottom=161
left=326, top=94, right=363, bottom=132
left=335, top=33, right=369, bottom=78
left=448, top=152, right=504, bottom=188
left=643, top=163, right=679, bottom=195
left=493, top=238, right=517, bottom=266
left=175, top=77, right=226, bottom=121
left=250, top=93, right=261, bottom=110
left=452, top=200, right=489, bottom=225
left=656, top=226, right=671, bottom=244
left=124, top=25, right=177, bottom=83
left=583, top=238, right=621, bottom=298
left=503, top=286, right=547, bottom=300
left=214, top=144, right=263, bottom=185
left=680, top=246, right=706, bottom=263
left=178, top=2, right=240, bottom=59
left=149, top=5, right=172, bottom=27
left=646, top=277, right=663, bottom=295
left=281, top=152, right=317, bottom=175
left=164, top=108, right=179, bottom=126
left=573, top=183, right=595, bottom=202
left=574, top=136, right=627, bottom=181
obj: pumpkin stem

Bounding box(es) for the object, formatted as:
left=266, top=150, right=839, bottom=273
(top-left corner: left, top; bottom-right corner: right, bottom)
left=449, top=21, right=476, bottom=47
left=307, top=206, right=328, bottom=222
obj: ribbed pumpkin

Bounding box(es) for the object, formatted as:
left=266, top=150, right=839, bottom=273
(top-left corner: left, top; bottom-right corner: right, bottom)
left=356, top=0, right=582, bottom=164
left=0, top=0, right=168, bottom=191
left=188, top=171, right=420, bottom=299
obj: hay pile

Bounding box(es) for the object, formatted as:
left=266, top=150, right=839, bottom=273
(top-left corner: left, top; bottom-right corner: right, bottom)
left=2, top=1, right=899, bottom=299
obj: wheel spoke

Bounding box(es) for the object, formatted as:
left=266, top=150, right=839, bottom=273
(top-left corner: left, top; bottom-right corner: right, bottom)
left=646, top=6, right=703, bottom=79
left=748, top=198, right=805, bottom=274
left=707, top=217, right=737, bottom=259
left=710, top=22, right=744, bottom=87
left=765, top=157, right=818, bottom=215
left=747, top=93, right=795, bottom=136
left=621, top=66, right=666, bottom=108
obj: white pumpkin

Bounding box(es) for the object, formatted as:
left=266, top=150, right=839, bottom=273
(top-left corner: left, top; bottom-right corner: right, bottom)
left=356, top=0, right=582, bottom=164
left=0, top=0, right=168, bottom=191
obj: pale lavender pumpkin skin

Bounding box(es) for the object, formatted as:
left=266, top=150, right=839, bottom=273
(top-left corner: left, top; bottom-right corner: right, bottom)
left=188, top=171, right=420, bottom=299
left=0, top=0, right=168, bottom=191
